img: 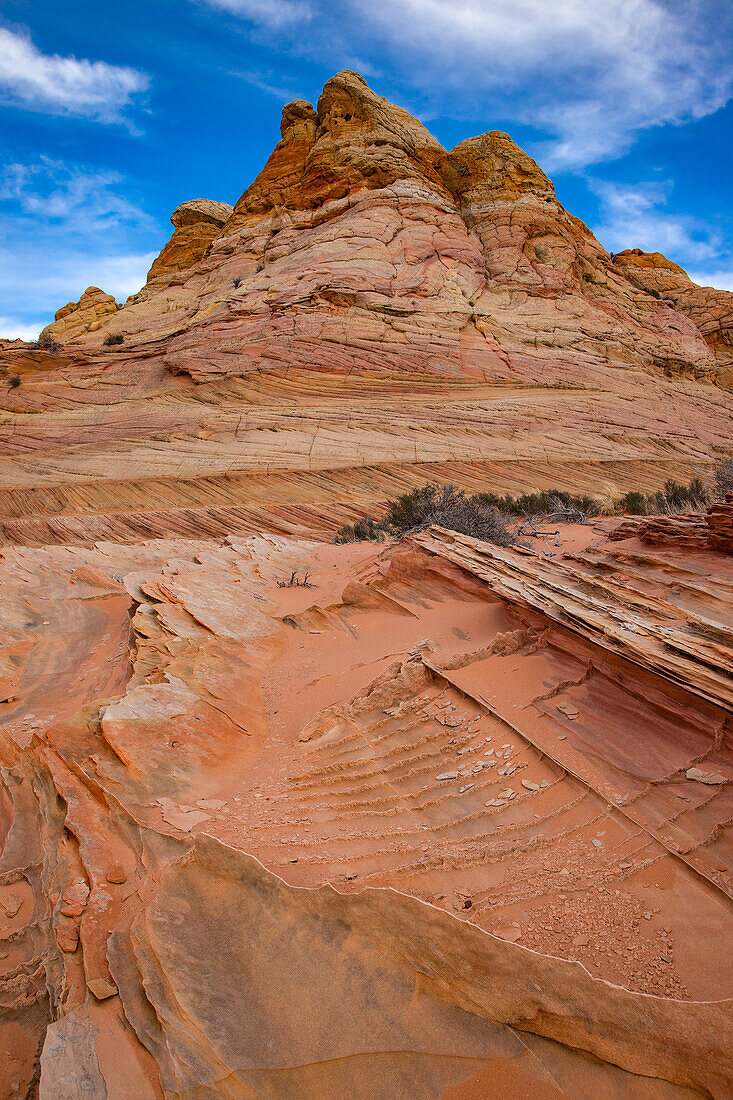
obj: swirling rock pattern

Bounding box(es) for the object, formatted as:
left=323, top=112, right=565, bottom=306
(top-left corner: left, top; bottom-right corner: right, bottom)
left=1, top=69, right=733, bottom=1099
left=1, top=71, right=733, bottom=548
left=0, top=523, right=732, bottom=1097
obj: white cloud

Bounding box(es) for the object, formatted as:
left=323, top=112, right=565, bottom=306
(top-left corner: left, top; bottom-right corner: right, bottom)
left=201, top=0, right=733, bottom=170
left=0, top=157, right=157, bottom=235
left=205, top=0, right=312, bottom=29
left=230, top=70, right=300, bottom=101
left=687, top=271, right=733, bottom=292
left=0, top=157, right=162, bottom=335
left=364, top=0, right=733, bottom=169
left=0, top=317, right=43, bottom=342
left=590, top=178, right=722, bottom=265
left=0, top=248, right=158, bottom=339
left=0, top=26, right=148, bottom=124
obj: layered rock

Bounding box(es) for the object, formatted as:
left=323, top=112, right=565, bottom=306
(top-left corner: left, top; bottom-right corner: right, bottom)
left=143, top=198, right=233, bottom=288
left=1, top=525, right=732, bottom=1096
left=639, top=512, right=711, bottom=549
left=613, top=249, right=733, bottom=389
left=0, top=70, right=732, bottom=549
left=3, top=70, right=733, bottom=1097
left=707, top=491, right=733, bottom=553
left=39, top=286, right=119, bottom=343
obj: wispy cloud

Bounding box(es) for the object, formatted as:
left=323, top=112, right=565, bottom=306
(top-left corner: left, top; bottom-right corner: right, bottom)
left=0, top=157, right=158, bottom=235
left=0, top=157, right=162, bottom=339
left=205, top=0, right=313, bottom=30
left=0, top=317, right=45, bottom=343
left=687, top=270, right=733, bottom=292
left=590, top=178, right=723, bottom=265
left=201, top=0, right=733, bottom=171
left=0, top=26, right=149, bottom=125
left=229, top=70, right=299, bottom=101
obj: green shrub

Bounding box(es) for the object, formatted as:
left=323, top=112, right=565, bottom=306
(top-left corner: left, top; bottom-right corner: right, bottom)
left=619, top=490, right=648, bottom=515
left=475, top=489, right=599, bottom=518
left=618, top=478, right=710, bottom=516
left=335, top=517, right=387, bottom=544
left=103, top=333, right=124, bottom=346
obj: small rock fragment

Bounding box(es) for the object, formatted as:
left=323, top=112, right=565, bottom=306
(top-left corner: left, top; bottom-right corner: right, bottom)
left=494, top=923, right=522, bottom=942
left=88, top=978, right=118, bottom=1001
left=56, top=923, right=79, bottom=953
left=0, top=894, right=22, bottom=918
left=686, top=767, right=726, bottom=785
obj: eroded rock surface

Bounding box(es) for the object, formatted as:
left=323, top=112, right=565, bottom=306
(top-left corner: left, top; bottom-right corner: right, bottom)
left=613, top=248, right=733, bottom=389
left=0, top=524, right=732, bottom=1097
left=2, top=69, right=733, bottom=1098
left=143, top=198, right=233, bottom=290
left=39, top=287, right=119, bottom=344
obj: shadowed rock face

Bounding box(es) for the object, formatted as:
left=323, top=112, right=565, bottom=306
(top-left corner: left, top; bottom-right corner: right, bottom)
left=144, top=199, right=233, bottom=288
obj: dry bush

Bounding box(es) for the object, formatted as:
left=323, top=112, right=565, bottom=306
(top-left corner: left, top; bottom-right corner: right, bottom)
left=335, top=484, right=516, bottom=547
left=713, top=457, right=733, bottom=500
left=617, top=478, right=709, bottom=515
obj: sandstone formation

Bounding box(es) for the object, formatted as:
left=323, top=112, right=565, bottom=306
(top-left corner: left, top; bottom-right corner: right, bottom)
left=606, top=496, right=733, bottom=552
left=639, top=512, right=710, bottom=549
left=707, top=491, right=733, bottom=553
left=613, top=248, right=733, bottom=389
left=142, top=198, right=233, bottom=289
left=39, top=286, right=119, bottom=343
left=2, top=71, right=733, bottom=1096
left=1, top=521, right=732, bottom=1097
left=0, top=71, right=732, bottom=545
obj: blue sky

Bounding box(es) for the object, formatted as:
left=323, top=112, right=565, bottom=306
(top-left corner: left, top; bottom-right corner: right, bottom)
left=1, top=0, right=732, bottom=339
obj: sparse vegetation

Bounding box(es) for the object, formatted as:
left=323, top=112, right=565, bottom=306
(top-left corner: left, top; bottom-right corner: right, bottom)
left=336, top=484, right=517, bottom=547
left=232, top=277, right=242, bottom=289
left=617, top=478, right=709, bottom=516
left=103, top=333, right=124, bottom=346
left=277, top=571, right=315, bottom=588
left=36, top=332, right=60, bottom=354
left=335, top=466, right=733, bottom=547
left=713, top=457, right=733, bottom=500
left=8, top=374, right=21, bottom=389
left=474, top=488, right=600, bottom=520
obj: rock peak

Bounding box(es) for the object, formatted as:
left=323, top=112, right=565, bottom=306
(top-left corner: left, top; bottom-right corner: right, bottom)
left=170, top=199, right=233, bottom=229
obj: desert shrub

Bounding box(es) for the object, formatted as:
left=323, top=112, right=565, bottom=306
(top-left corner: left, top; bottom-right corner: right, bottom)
left=619, top=490, right=648, bottom=515
left=103, top=333, right=124, bottom=346
left=384, top=484, right=461, bottom=531
left=618, top=478, right=710, bottom=516
left=335, top=484, right=516, bottom=547
left=713, top=457, right=733, bottom=500
left=232, top=277, right=242, bottom=288
left=36, top=332, right=59, bottom=354
left=335, top=516, right=387, bottom=544
left=475, top=488, right=599, bottom=518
